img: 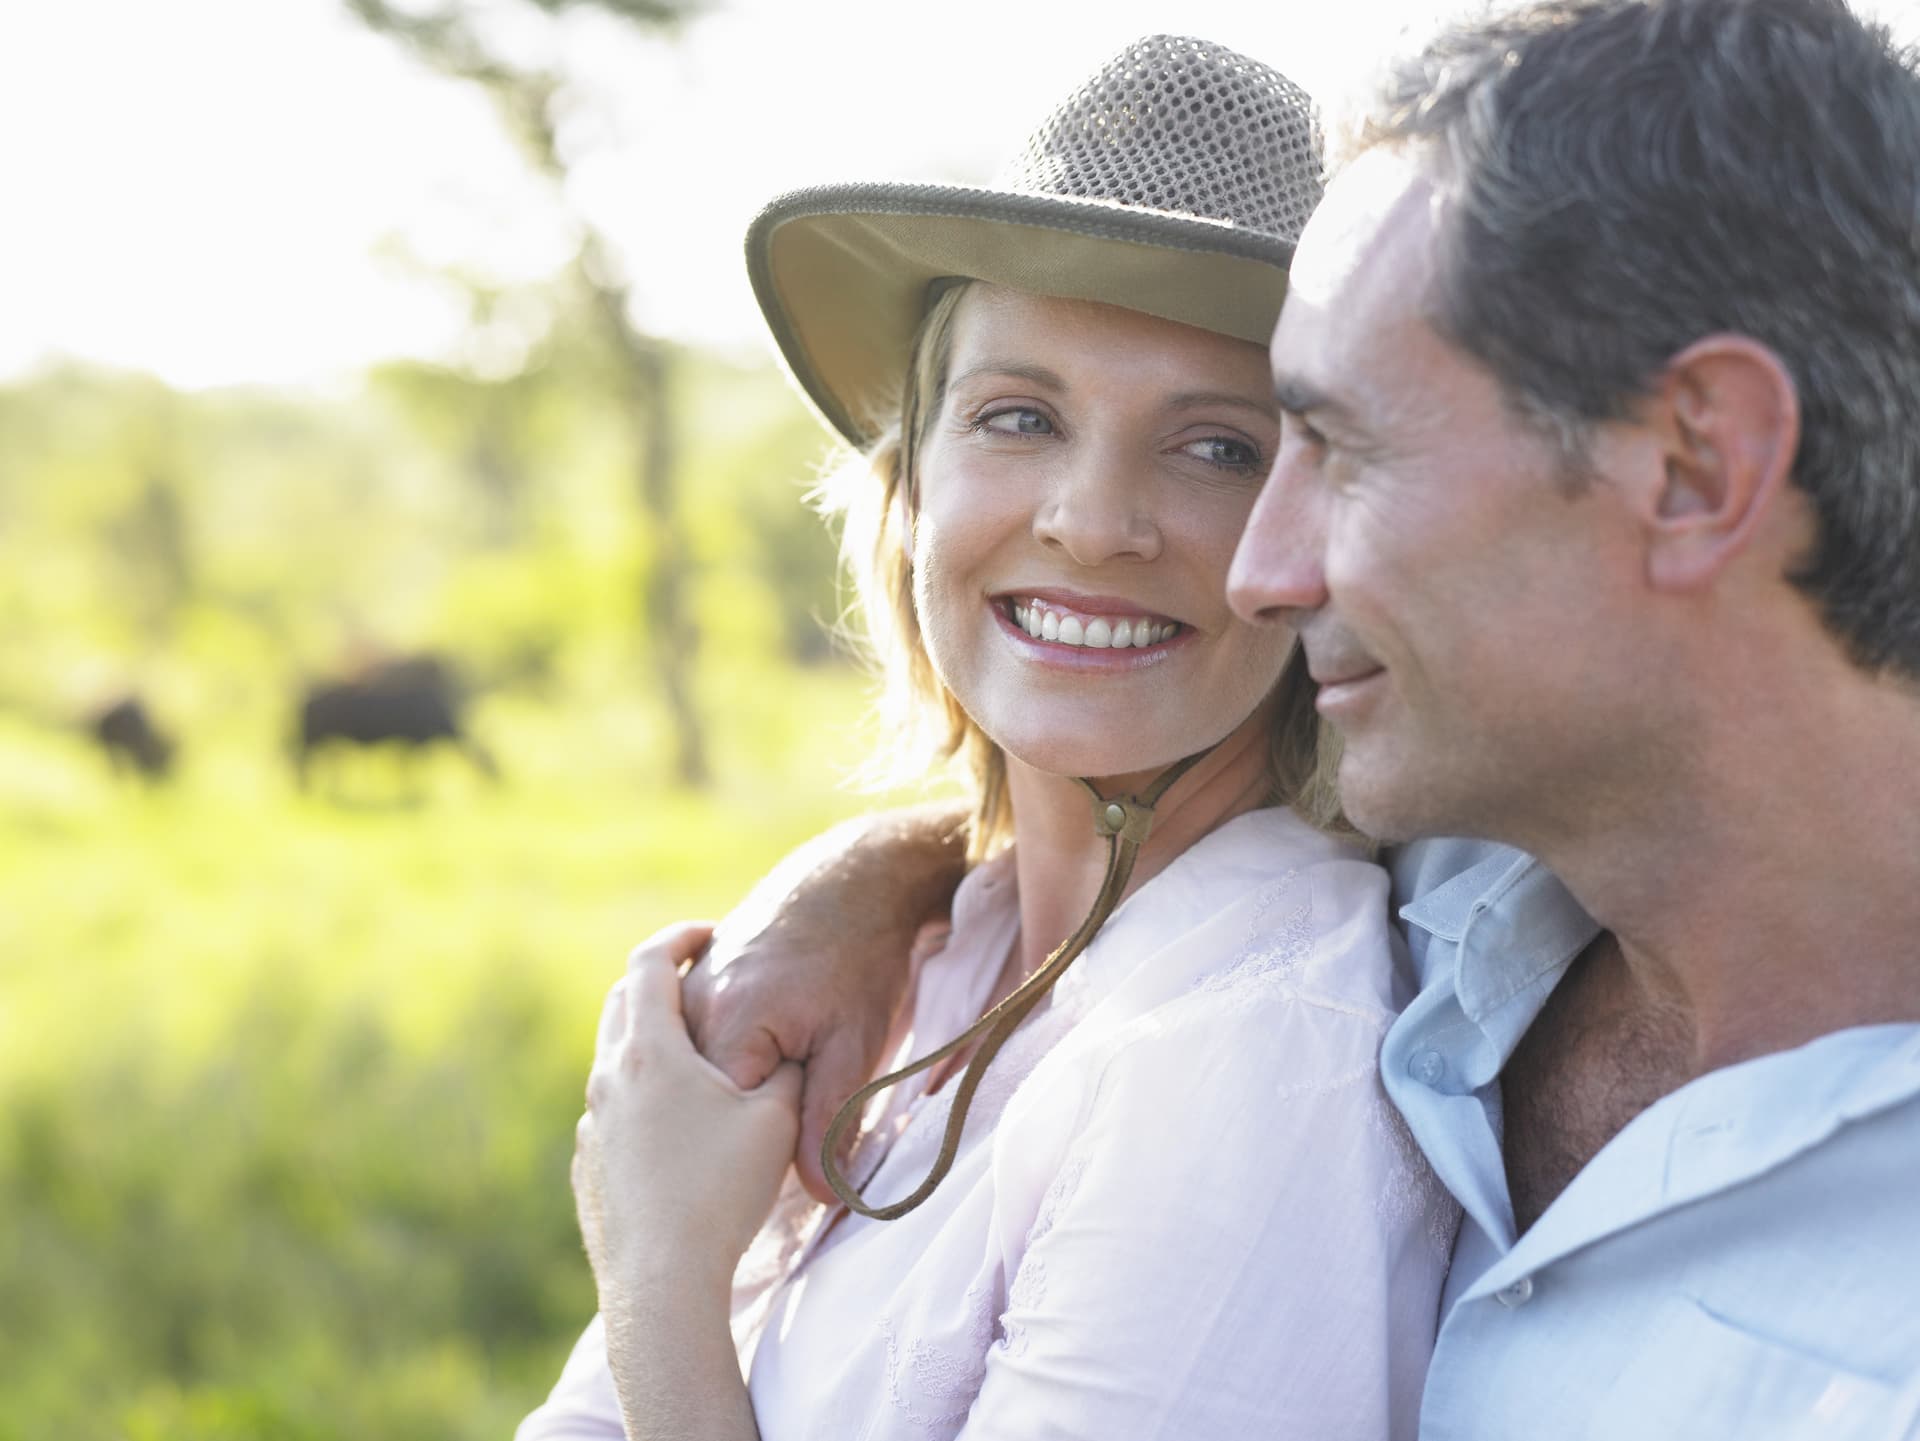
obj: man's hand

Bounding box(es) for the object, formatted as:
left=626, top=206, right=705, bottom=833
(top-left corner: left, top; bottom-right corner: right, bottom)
left=681, top=804, right=968, bottom=1202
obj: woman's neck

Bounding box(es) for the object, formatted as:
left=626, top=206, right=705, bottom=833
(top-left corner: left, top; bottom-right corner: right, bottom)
left=1002, top=713, right=1278, bottom=976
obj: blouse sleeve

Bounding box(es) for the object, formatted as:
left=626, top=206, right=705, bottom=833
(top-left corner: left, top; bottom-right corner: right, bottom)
left=514, top=1313, right=626, bottom=1441
left=516, top=1155, right=830, bottom=1441
left=958, top=868, right=1456, bottom=1441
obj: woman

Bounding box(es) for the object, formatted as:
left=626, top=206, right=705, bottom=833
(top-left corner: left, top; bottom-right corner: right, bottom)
left=525, top=36, right=1455, bottom=1441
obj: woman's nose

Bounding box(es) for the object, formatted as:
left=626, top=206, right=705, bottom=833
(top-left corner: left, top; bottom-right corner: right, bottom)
left=1031, top=447, right=1162, bottom=565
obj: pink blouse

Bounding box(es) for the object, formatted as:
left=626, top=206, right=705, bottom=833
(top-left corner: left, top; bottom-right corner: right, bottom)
left=520, top=807, right=1458, bottom=1441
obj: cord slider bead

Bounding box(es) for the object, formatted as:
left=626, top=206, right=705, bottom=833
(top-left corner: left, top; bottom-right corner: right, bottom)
left=1091, top=795, right=1156, bottom=845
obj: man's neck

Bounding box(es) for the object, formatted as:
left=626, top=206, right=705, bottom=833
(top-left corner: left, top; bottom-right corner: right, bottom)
left=1494, top=655, right=1920, bottom=1231
left=1501, top=930, right=1691, bottom=1233
left=1526, top=669, right=1920, bottom=1073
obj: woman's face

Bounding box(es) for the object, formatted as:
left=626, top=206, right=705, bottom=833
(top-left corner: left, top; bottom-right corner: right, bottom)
left=911, top=284, right=1293, bottom=785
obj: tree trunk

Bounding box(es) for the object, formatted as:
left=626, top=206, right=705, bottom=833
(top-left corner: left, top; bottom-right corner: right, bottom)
left=627, top=326, right=707, bottom=787
left=345, top=0, right=711, bottom=786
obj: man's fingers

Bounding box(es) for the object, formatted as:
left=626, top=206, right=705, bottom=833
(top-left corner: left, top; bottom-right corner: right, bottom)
left=680, top=957, right=716, bottom=1045
left=699, top=1018, right=783, bottom=1093
left=793, top=1029, right=870, bottom=1205
left=689, top=961, right=785, bottom=1090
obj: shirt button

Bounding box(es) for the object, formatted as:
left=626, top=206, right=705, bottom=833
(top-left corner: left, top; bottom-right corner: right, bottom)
left=1409, top=1050, right=1446, bottom=1086
left=1495, top=1277, right=1535, bottom=1308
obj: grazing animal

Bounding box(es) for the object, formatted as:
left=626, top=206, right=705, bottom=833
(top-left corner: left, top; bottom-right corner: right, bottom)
left=91, top=695, right=175, bottom=781
left=294, top=655, right=496, bottom=789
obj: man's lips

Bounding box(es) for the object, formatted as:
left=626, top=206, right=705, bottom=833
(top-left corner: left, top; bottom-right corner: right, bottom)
left=1312, top=665, right=1387, bottom=714
left=1309, top=664, right=1384, bottom=688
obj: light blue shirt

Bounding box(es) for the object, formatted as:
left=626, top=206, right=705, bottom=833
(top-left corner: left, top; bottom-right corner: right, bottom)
left=1386, top=838, right=1920, bottom=1441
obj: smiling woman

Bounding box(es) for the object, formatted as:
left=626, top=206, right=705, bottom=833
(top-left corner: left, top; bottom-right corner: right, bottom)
left=524, top=35, right=1456, bottom=1441
left=822, top=278, right=1340, bottom=861
left=904, top=283, right=1300, bottom=818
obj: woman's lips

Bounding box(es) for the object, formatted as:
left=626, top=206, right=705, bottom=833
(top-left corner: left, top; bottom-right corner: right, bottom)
left=992, top=598, right=1188, bottom=667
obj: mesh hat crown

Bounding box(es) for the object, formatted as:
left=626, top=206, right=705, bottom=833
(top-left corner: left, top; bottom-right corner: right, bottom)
left=746, top=35, right=1324, bottom=446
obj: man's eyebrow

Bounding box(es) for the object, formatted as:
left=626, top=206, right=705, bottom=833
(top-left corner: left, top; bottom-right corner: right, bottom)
left=948, top=361, right=1067, bottom=391
left=1272, top=376, right=1349, bottom=421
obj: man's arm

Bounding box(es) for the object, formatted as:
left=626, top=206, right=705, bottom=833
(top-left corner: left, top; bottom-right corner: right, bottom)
left=681, top=802, right=969, bottom=1202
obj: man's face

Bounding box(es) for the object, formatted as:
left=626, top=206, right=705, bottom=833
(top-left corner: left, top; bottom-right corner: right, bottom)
left=1227, top=149, right=1652, bottom=844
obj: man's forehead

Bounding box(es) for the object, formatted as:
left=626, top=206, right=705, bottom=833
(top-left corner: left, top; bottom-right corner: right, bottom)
left=1273, top=148, right=1444, bottom=386
left=1286, top=148, right=1440, bottom=314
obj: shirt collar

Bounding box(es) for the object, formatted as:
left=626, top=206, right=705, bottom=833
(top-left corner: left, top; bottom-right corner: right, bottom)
left=1400, top=845, right=1599, bottom=1028
left=1472, top=1022, right=1920, bottom=1292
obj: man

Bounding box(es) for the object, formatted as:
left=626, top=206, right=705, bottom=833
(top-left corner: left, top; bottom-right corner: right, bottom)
left=677, top=1, right=1920, bottom=1434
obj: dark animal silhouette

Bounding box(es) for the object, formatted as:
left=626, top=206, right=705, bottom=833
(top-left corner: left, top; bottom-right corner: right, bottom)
left=294, top=655, right=496, bottom=789
left=91, top=696, right=175, bottom=781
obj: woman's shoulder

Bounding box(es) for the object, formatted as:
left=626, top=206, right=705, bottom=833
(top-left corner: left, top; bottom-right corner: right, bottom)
left=1164, top=803, right=1372, bottom=885
left=1102, top=882, right=1406, bottom=1098
left=1012, top=810, right=1409, bottom=1130
left=996, top=851, right=1437, bottom=1244
left=1108, top=806, right=1408, bottom=1021
left=1059, top=841, right=1417, bottom=1171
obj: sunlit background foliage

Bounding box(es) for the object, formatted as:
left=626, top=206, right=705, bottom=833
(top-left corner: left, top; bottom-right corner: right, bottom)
left=0, top=325, right=895, bottom=1436
left=1, top=2, right=894, bottom=1426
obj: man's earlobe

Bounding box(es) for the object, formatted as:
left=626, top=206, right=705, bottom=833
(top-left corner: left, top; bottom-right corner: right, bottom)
left=1643, top=336, right=1800, bottom=592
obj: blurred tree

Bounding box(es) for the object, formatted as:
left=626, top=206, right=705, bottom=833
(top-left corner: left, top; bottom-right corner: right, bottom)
left=676, top=353, right=846, bottom=666
left=345, top=0, right=712, bottom=785
left=111, top=473, right=194, bottom=641
left=369, top=349, right=540, bottom=550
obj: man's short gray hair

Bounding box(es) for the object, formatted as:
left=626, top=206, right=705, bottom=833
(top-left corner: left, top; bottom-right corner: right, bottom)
left=1355, top=0, right=1920, bottom=676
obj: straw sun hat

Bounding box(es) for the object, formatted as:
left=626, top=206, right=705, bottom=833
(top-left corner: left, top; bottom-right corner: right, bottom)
left=745, top=35, right=1325, bottom=447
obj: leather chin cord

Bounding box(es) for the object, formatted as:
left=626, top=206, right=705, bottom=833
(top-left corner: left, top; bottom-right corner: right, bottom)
left=821, top=746, right=1213, bottom=1221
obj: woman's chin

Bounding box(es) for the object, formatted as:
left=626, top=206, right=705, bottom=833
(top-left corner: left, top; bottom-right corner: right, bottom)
left=999, top=736, right=1188, bottom=787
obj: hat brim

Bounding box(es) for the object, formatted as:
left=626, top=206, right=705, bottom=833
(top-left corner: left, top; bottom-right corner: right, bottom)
left=746, top=182, right=1295, bottom=447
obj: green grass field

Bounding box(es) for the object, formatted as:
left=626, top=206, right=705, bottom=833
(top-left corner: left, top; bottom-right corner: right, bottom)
left=0, top=660, right=918, bottom=1439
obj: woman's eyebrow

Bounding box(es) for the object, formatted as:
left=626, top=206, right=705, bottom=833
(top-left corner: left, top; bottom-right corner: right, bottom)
left=947, top=361, right=1068, bottom=391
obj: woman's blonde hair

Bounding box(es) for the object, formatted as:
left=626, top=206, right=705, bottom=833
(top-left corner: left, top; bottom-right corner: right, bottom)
left=816, top=282, right=1350, bottom=862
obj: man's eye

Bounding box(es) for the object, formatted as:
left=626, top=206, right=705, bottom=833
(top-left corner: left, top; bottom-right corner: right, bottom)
left=1281, top=412, right=1326, bottom=450
left=1185, top=436, right=1262, bottom=469
left=980, top=408, right=1053, bottom=436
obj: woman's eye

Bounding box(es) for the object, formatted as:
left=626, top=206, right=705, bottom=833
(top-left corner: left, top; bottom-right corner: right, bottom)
left=1184, top=436, right=1262, bottom=469
left=980, top=408, right=1053, bottom=436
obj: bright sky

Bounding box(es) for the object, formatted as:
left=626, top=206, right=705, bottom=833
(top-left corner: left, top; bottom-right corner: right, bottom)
left=3, top=0, right=1913, bottom=390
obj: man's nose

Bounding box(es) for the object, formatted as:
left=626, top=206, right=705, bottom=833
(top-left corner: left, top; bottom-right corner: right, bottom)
left=1031, top=442, right=1162, bottom=566
left=1227, top=446, right=1328, bottom=623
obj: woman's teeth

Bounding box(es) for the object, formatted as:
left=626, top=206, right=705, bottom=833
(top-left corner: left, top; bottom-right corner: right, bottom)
left=1010, top=600, right=1180, bottom=649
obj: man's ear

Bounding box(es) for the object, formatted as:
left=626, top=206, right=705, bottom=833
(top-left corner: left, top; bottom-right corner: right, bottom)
left=1636, top=334, right=1800, bottom=592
